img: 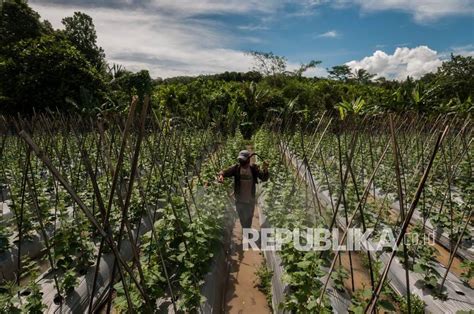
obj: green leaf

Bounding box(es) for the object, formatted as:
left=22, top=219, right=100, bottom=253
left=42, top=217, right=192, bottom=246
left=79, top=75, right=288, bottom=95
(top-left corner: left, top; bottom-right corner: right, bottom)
left=296, top=260, right=312, bottom=269
left=378, top=299, right=396, bottom=311
left=362, top=289, right=372, bottom=299
left=351, top=306, right=364, bottom=314
left=413, top=263, right=424, bottom=274
left=306, top=297, right=318, bottom=310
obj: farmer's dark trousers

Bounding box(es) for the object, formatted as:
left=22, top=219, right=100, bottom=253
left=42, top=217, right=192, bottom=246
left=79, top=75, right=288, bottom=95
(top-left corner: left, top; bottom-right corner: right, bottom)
left=236, top=201, right=255, bottom=229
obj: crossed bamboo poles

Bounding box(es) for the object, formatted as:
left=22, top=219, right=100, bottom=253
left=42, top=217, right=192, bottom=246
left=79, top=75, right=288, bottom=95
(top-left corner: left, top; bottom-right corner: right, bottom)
left=1, top=108, right=471, bottom=312
left=268, top=111, right=472, bottom=313
left=4, top=97, right=223, bottom=312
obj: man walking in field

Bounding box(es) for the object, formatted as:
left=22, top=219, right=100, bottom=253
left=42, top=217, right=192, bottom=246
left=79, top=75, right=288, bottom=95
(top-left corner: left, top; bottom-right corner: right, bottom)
left=218, top=150, right=269, bottom=228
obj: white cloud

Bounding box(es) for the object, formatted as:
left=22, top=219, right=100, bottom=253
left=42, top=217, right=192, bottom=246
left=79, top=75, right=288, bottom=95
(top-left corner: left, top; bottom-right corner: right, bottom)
left=32, top=0, right=474, bottom=23
left=30, top=3, right=259, bottom=78
left=346, top=46, right=443, bottom=80
left=317, top=30, right=340, bottom=38
left=238, top=24, right=270, bottom=31
left=30, top=2, right=326, bottom=78
left=340, top=0, right=474, bottom=22
left=301, top=66, right=328, bottom=77
left=451, top=44, right=474, bottom=57
left=146, top=0, right=279, bottom=16
left=30, top=1, right=469, bottom=80
left=32, top=0, right=280, bottom=16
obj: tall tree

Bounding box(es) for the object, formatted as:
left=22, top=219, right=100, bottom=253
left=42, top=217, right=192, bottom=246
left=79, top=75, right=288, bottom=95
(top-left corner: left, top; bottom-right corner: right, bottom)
left=62, top=12, right=106, bottom=70
left=246, top=51, right=287, bottom=76
left=293, top=60, right=322, bottom=77
left=353, top=68, right=375, bottom=84
left=435, top=54, right=473, bottom=102
left=0, top=34, right=106, bottom=113
left=0, top=0, right=44, bottom=48
left=327, top=64, right=351, bottom=81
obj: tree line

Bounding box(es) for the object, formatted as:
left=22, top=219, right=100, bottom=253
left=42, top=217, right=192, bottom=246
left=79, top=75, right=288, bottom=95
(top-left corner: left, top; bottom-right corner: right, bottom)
left=0, top=0, right=472, bottom=125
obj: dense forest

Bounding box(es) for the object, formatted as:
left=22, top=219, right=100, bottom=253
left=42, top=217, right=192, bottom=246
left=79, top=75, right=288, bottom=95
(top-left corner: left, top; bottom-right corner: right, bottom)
left=1, top=0, right=473, bottom=126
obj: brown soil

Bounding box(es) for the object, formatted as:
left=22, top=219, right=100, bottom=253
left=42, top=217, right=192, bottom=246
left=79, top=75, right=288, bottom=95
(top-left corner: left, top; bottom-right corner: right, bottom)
left=432, top=241, right=474, bottom=287
left=223, top=207, right=271, bottom=314
left=387, top=209, right=474, bottom=286
left=19, top=257, right=50, bottom=286
left=339, top=251, right=374, bottom=292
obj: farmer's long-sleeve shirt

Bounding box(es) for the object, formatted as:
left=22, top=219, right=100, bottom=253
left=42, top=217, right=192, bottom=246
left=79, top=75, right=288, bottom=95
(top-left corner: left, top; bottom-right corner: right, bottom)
left=221, top=163, right=269, bottom=203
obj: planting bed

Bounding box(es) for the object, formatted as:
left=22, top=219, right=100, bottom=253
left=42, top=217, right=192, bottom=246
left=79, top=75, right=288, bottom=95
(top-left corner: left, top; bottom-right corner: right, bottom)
left=1, top=110, right=472, bottom=313
left=282, top=141, right=473, bottom=313
left=274, top=114, right=473, bottom=312
left=0, top=109, right=246, bottom=313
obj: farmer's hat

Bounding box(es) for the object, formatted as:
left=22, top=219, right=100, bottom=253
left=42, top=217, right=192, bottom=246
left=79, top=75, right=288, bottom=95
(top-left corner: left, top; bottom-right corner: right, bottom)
left=237, top=150, right=251, bottom=162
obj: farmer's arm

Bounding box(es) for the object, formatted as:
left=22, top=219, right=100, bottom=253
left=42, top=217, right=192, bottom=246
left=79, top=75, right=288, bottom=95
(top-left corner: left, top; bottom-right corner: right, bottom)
left=255, top=162, right=269, bottom=182
left=221, top=164, right=237, bottom=177
left=218, top=164, right=237, bottom=182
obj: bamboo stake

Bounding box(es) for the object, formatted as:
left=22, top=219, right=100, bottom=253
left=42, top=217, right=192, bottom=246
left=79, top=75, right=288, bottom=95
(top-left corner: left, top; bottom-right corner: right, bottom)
left=26, top=154, right=63, bottom=304
left=76, top=131, right=134, bottom=313
left=17, top=130, right=148, bottom=301
left=107, top=96, right=153, bottom=312
left=389, top=115, right=411, bottom=313
left=438, top=207, right=473, bottom=294
left=365, top=125, right=449, bottom=314
left=344, top=143, right=376, bottom=291
left=337, top=132, right=355, bottom=292
left=317, top=140, right=390, bottom=310
left=318, top=143, right=389, bottom=308
left=15, top=148, right=30, bottom=285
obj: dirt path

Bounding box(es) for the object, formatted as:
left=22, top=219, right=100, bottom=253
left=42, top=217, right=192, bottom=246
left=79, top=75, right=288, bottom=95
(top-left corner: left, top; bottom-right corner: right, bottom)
left=223, top=203, right=271, bottom=313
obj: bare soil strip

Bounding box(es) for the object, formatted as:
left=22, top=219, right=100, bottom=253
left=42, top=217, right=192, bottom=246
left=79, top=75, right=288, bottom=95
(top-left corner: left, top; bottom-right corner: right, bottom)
left=223, top=206, right=270, bottom=313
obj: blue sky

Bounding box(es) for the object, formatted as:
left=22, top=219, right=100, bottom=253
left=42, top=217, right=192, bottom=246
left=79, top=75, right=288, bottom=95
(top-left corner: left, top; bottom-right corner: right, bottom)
left=30, top=0, right=474, bottom=79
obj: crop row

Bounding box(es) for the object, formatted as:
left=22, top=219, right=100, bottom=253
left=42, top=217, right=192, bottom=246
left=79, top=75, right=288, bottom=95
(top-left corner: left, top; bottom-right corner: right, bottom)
left=0, top=110, right=247, bottom=312
left=252, top=113, right=473, bottom=313
left=270, top=114, right=473, bottom=312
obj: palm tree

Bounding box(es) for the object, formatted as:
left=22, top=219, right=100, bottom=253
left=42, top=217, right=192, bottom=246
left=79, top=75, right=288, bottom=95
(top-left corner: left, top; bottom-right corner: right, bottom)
left=352, top=68, right=375, bottom=84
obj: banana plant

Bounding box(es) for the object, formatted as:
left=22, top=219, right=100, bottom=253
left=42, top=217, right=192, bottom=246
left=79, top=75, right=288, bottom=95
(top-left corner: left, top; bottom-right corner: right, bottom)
left=336, top=96, right=366, bottom=120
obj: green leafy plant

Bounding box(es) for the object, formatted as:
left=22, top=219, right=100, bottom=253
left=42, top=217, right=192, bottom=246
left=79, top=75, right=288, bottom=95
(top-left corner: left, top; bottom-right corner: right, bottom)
left=52, top=216, right=94, bottom=272
left=113, top=133, right=233, bottom=312
left=60, top=269, right=78, bottom=294
left=281, top=246, right=332, bottom=312
left=349, top=287, right=372, bottom=313
left=413, top=245, right=440, bottom=288
left=460, top=260, right=474, bottom=287
left=332, top=266, right=349, bottom=292
left=0, top=281, right=21, bottom=313
left=255, top=261, right=273, bottom=309
left=349, top=287, right=395, bottom=313
left=0, top=225, right=10, bottom=252
left=23, top=280, right=46, bottom=314
left=395, top=293, right=425, bottom=314
left=431, top=211, right=450, bottom=231
left=114, top=282, right=143, bottom=313
left=20, top=256, right=40, bottom=281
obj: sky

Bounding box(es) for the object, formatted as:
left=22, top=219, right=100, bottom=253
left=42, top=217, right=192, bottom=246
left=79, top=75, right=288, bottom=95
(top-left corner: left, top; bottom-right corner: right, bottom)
left=29, top=0, right=474, bottom=79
